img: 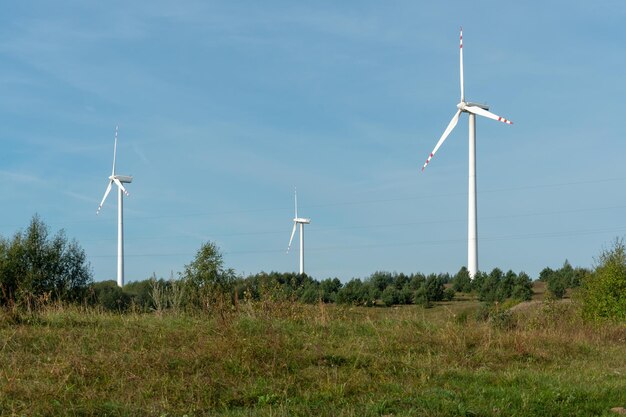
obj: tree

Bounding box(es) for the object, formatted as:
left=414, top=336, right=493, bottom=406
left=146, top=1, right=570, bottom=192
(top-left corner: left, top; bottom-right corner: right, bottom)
left=368, top=271, right=393, bottom=293
left=0, top=215, right=92, bottom=308
left=91, top=280, right=132, bottom=312
left=471, top=271, right=487, bottom=293
left=408, top=273, right=426, bottom=290
left=511, top=272, right=533, bottom=301
left=319, top=278, right=342, bottom=303
left=381, top=286, right=400, bottom=307
left=182, top=241, right=235, bottom=309
left=478, top=268, right=504, bottom=303
left=500, top=270, right=517, bottom=299
left=413, top=285, right=430, bottom=308
left=547, top=274, right=567, bottom=299
left=452, top=266, right=472, bottom=293
left=538, top=267, right=554, bottom=282
left=336, top=279, right=374, bottom=305
left=580, top=239, right=626, bottom=322
left=424, top=274, right=445, bottom=302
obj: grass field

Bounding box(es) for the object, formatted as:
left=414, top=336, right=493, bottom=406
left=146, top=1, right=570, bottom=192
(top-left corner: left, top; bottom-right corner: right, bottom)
left=1, top=295, right=625, bottom=416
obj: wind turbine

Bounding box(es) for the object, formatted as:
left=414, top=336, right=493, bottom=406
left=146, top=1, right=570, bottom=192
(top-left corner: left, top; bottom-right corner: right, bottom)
left=421, top=28, right=513, bottom=278
left=96, top=126, right=133, bottom=287
left=287, top=189, right=310, bottom=275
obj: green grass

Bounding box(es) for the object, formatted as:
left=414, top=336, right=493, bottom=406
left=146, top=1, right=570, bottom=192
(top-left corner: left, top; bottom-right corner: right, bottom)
left=0, top=299, right=625, bottom=416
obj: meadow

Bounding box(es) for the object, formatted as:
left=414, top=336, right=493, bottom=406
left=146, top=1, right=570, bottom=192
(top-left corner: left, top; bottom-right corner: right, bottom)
left=1, top=291, right=625, bottom=417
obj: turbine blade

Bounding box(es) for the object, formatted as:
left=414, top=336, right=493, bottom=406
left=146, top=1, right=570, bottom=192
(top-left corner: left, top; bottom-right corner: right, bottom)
left=112, top=126, right=118, bottom=176
left=294, top=187, right=298, bottom=218
left=460, top=27, right=464, bottom=102
left=465, top=105, right=513, bottom=125
left=96, top=180, right=113, bottom=214
left=113, top=177, right=129, bottom=196
left=422, top=109, right=462, bottom=171
left=287, top=222, right=297, bottom=253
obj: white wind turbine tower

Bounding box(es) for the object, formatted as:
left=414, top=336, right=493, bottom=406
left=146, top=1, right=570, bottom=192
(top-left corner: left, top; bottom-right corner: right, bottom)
left=421, top=28, right=513, bottom=278
left=96, top=126, right=133, bottom=287
left=286, top=189, right=311, bottom=275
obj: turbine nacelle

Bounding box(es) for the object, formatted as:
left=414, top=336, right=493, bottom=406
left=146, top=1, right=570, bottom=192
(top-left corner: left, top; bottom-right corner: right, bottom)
left=293, top=217, right=311, bottom=224
left=109, top=175, right=133, bottom=184
left=457, top=101, right=489, bottom=112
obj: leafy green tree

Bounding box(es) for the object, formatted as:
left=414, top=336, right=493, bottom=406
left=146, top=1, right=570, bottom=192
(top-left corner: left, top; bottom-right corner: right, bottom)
left=500, top=270, right=517, bottom=299
left=368, top=271, right=393, bottom=293
left=336, top=279, right=367, bottom=305
left=581, top=239, right=626, bottom=322
left=299, top=282, right=320, bottom=304
left=478, top=268, right=504, bottom=303
left=91, top=280, right=132, bottom=312
left=319, top=278, right=342, bottom=303
left=511, top=272, right=533, bottom=301
left=424, top=274, right=445, bottom=302
left=547, top=274, right=567, bottom=299
left=538, top=267, right=554, bottom=282
left=413, top=285, right=430, bottom=307
left=399, top=285, right=414, bottom=304
left=471, top=271, right=487, bottom=293
left=0, top=215, right=92, bottom=308
left=452, top=266, right=472, bottom=293
left=408, top=273, right=426, bottom=290
left=124, top=278, right=155, bottom=310
left=381, top=285, right=400, bottom=307
left=182, top=241, right=235, bottom=309
left=443, top=287, right=455, bottom=301
left=393, top=273, right=409, bottom=290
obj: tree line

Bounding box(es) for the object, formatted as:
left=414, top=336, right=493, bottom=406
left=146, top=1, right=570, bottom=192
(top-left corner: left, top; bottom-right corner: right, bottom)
left=1, top=216, right=624, bottom=322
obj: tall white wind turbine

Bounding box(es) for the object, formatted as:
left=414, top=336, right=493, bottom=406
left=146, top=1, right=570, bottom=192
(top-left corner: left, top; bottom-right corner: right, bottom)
left=421, top=28, right=513, bottom=278
left=286, top=189, right=311, bottom=275
left=96, top=126, right=133, bottom=287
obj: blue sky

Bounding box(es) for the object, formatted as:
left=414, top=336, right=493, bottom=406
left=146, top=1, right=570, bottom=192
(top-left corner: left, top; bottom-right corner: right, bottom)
left=1, top=1, right=625, bottom=282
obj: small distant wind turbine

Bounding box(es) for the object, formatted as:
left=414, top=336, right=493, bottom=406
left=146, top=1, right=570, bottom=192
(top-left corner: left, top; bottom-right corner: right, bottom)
left=421, top=28, right=513, bottom=278
left=287, top=188, right=310, bottom=275
left=96, top=126, right=133, bottom=287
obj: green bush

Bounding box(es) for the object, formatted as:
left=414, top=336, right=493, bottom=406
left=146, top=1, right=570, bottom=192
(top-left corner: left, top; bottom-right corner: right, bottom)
left=413, top=285, right=430, bottom=308
left=381, top=286, right=399, bottom=307
left=336, top=279, right=371, bottom=305
left=91, top=280, right=132, bottom=312
left=580, top=239, right=626, bottom=322
left=299, top=283, right=320, bottom=304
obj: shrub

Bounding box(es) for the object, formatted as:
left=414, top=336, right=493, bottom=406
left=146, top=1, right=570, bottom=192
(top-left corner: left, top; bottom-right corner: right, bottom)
left=381, top=286, right=399, bottom=307
left=299, top=283, right=320, bottom=304
left=319, top=278, right=341, bottom=303
left=413, top=285, right=430, bottom=308
left=580, top=239, right=626, bottom=322
left=336, top=279, right=370, bottom=305
left=399, top=285, right=414, bottom=304
left=91, top=280, right=132, bottom=312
